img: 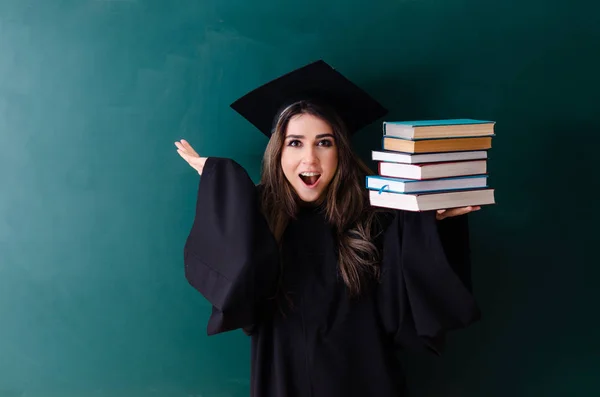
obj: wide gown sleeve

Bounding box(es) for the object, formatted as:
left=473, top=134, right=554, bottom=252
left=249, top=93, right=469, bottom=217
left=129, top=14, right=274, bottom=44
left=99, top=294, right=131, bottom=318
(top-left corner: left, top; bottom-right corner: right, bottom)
left=183, top=157, right=280, bottom=335
left=377, top=210, right=481, bottom=355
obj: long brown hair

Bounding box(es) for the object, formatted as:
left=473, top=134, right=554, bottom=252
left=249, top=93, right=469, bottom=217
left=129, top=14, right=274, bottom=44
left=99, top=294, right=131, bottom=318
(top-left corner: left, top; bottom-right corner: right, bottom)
left=260, top=100, right=383, bottom=296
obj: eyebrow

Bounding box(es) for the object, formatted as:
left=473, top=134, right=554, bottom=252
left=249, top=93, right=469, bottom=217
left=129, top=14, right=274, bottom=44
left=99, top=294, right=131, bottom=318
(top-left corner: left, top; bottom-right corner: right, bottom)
left=285, top=133, right=335, bottom=139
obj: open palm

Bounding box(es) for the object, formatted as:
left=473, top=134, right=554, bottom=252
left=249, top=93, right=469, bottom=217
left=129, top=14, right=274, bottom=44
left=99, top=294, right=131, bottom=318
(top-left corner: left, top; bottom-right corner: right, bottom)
left=174, top=139, right=207, bottom=175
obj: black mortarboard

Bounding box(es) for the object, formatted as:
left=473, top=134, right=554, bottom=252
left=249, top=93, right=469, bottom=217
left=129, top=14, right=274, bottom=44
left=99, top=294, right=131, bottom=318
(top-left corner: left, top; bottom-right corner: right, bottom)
left=230, top=60, right=388, bottom=138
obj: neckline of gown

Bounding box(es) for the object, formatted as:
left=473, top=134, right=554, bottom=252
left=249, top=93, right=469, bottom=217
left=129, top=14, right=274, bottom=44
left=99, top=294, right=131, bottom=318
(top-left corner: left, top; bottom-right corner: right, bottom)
left=296, top=202, right=327, bottom=221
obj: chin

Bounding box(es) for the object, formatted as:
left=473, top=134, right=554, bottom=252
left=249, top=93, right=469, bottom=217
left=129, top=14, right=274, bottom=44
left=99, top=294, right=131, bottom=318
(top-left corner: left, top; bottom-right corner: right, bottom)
left=294, top=186, right=326, bottom=203
left=298, top=194, right=322, bottom=203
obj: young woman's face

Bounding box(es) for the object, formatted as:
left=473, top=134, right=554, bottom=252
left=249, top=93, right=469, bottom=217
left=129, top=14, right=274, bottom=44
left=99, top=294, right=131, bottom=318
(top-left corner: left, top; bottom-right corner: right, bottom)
left=281, top=113, right=339, bottom=203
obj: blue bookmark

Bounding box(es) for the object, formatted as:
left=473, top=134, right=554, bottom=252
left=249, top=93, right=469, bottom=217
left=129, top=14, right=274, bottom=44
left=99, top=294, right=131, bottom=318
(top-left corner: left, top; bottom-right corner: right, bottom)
left=378, top=185, right=390, bottom=194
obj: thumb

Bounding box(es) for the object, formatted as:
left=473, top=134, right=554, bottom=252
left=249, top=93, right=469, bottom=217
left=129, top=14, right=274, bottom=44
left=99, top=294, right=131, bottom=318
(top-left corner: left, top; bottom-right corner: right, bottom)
left=436, top=209, right=447, bottom=220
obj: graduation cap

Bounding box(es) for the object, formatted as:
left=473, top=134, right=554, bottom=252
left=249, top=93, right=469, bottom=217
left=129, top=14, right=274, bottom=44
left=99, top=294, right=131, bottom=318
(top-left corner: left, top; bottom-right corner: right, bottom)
left=230, top=60, right=388, bottom=138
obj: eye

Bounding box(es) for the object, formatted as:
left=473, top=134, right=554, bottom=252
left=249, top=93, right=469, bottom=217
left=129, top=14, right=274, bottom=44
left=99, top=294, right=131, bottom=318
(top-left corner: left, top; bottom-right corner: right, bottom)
left=287, top=139, right=302, bottom=147
left=317, top=139, right=334, bottom=147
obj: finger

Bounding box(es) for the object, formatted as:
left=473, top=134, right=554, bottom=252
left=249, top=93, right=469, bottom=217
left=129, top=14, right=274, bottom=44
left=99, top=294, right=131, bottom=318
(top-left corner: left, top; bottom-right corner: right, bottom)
left=435, top=209, right=446, bottom=220
left=446, top=206, right=476, bottom=218
left=176, top=143, right=201, bottom=164
left=174, top=142, right=188, bottom=154
left=177, top=149, right=193, bottom=163
left=450, top=206, right=473, bottom=216
left=178, top=150, right=205, bottom=174
left=180, top=140, right=200, bottom=157
left=437, top=206, right=474, bottom=220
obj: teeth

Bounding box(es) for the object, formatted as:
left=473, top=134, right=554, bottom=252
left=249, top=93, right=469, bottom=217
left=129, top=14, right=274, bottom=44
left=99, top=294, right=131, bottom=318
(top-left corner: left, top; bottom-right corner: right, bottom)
left=300, top=172, right=320, bottom=176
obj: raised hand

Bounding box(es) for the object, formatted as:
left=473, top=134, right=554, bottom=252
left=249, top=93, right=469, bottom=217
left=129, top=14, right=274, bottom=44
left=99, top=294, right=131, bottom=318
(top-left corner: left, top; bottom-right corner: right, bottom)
left=174, top=139, right=207, bottom=175
left=436, top=206, right=481, bottom=220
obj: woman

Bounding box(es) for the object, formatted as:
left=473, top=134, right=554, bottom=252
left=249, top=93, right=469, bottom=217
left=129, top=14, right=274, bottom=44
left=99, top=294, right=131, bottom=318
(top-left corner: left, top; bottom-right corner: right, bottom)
left=175, top=61, right=481, bottom=397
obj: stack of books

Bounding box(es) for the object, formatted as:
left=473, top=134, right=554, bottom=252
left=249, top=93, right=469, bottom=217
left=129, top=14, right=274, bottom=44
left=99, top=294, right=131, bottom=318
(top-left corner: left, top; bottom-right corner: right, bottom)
left=367, top=119, right=496, bottom=211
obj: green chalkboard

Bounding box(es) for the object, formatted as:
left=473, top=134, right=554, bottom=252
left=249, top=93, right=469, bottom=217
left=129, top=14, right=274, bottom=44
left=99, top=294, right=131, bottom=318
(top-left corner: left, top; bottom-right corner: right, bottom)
left=1, top=0, right=598, bottom=396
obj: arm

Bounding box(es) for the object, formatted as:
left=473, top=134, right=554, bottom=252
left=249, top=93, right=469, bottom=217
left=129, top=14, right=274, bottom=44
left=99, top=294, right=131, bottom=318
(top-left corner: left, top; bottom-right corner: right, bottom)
left=377, top=210, right=481, bottom=355
left=183, top=157, right=280, bottom=335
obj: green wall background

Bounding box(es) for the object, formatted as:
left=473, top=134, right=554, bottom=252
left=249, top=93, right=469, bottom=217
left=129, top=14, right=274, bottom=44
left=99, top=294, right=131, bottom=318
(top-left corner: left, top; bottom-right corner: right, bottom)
left=1, top=0, right=598, bottom=396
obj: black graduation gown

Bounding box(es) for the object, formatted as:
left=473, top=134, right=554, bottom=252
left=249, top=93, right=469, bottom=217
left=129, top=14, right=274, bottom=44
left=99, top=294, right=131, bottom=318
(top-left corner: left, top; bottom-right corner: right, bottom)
left=183, top=157, right=480, bottom=397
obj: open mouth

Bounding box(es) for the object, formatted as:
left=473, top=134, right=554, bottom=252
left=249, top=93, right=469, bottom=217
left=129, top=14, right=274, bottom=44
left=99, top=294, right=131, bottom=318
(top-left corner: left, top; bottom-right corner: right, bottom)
left=299, top=172, right=321, bottom=187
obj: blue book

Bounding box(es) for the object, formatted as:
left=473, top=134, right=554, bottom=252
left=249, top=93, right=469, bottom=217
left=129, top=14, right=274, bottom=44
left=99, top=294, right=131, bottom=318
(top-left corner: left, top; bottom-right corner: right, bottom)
left=366, top=175, right=488, bottom=194
left=383, top=119, right=496, bottom=140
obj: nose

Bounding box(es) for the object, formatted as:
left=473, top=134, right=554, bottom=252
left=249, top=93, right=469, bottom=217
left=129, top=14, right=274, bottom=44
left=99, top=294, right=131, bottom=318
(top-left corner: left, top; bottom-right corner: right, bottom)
left=301, top=146, right=318, bottom=165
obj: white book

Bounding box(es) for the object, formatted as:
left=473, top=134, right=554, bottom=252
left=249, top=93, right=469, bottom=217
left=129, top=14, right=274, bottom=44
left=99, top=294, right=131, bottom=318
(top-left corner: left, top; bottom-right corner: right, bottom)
left=366, top=175, right=488, bottom=193
left=369, top=188, right=495, bottom=212
left=379, top=160, right=487, bottom=180
left=372, top=150, right=488, bottom=164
